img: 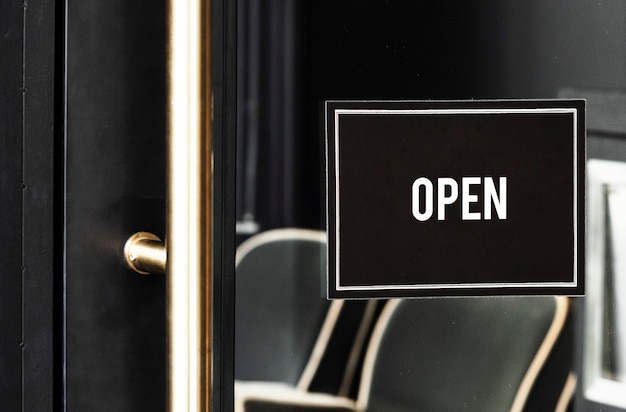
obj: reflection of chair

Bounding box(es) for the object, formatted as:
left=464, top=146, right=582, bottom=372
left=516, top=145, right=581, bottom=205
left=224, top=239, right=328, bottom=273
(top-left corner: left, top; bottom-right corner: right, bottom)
left=356, top=297, right=572, bottom=412
left=235, top=228, right=330, bottom=385
left=234, top=228, right=374, bottom=411
left=235, top=230, right=573, bottom=411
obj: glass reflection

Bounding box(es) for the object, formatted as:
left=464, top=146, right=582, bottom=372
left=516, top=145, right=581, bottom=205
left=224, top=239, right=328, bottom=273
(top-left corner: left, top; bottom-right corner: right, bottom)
left=604, top=184, right=626, bottom=382
left=233, top=1, right=626, bottom=411
left=586, top=160, right=626, bottom=409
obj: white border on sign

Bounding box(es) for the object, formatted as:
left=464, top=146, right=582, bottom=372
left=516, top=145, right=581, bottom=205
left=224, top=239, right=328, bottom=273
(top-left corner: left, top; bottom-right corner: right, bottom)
left=330, top=107, right=580, bottom=292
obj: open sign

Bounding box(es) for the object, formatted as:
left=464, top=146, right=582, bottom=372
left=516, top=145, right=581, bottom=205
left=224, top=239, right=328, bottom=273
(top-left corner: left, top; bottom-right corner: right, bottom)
left=326, top=100, right=585, bottom=299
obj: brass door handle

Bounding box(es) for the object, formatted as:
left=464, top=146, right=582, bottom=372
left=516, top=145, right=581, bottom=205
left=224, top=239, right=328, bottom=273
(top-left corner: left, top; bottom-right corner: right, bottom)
left=123, top=0, right=212, bottom=410
left=124, top=232, right=166, bottom=275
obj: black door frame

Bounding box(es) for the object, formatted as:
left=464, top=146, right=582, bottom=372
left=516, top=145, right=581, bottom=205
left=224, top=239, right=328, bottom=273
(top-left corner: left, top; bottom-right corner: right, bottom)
left=0, top=0, right=237, bottom=409
left=210, top=0, right=237, bottom=409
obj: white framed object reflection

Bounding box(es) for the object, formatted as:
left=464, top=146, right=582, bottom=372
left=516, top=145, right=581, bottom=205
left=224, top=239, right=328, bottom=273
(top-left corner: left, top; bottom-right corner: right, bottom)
left=585, top=159, right=626, bottom=408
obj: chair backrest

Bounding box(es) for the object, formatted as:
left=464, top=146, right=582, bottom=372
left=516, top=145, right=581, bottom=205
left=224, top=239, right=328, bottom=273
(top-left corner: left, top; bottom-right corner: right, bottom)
left=356, top=296, right=570, bottom=412
left=235, top=228, right=332, bottom=386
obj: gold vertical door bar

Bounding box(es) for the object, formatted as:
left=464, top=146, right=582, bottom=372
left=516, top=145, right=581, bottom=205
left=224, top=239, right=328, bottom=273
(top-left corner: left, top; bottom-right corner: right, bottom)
left=167, top=0, right=211, bottom=410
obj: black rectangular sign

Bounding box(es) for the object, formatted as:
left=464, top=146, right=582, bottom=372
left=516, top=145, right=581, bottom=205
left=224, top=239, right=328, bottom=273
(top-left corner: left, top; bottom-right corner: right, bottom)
left=326, top=100, right=585, bottom=298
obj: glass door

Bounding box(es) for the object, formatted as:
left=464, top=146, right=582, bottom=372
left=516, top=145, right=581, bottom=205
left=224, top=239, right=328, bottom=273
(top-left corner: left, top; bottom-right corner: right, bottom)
left=234, top=1, right=626, bottom=411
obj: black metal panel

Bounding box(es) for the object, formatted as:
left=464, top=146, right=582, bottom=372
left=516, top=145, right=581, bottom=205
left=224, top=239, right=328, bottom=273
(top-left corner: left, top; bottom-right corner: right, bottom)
left=0, top=0, right=58, bottom=410
left=65, top=0, right=167, bottom=410
left=0, top=1, right=26, bottom=409
left=22, top=0, right=58, bottom=409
